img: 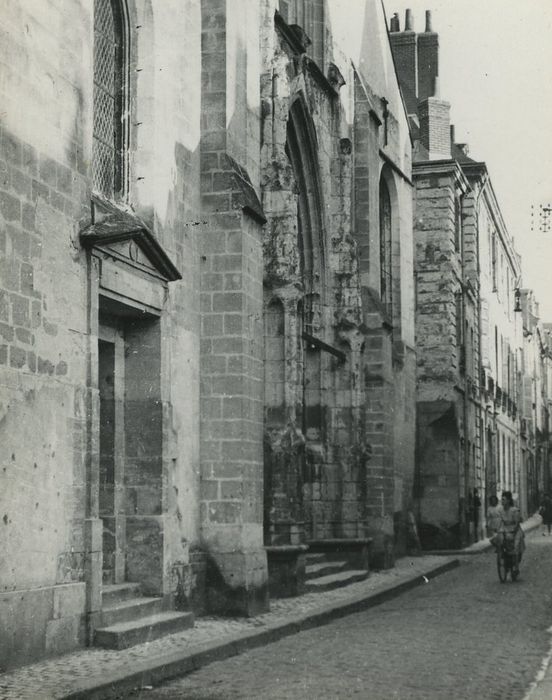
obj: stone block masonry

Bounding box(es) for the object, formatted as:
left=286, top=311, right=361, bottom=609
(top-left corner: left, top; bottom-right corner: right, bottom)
left=1, top=0, right=422, bottom=669
left=0, top=2, right=99, bottom=668
left=199, top=0, right=268, bottom=616
left=0, top=0, right=204, bottom=666
left=0, top=119, right=91, bottom=667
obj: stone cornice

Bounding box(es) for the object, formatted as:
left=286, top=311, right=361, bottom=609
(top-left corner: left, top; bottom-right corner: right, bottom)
left=412, top=159, right=470, bottom=195
left=81, top=197, right=182, bottom=282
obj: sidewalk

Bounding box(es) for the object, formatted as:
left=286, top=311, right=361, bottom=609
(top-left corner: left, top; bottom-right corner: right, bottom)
left=426, top=512, right=543, bottom=557
left=0, top=515, right=541, bottom=700
left=0, top=555, right=458, bottom=700
left=522, top=514, right=552, bottom=700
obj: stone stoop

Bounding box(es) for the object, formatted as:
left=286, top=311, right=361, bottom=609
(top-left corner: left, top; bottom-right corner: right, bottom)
left=304, top=552, right=369, bottom=593
left=94, top=584, right=194, bottom=650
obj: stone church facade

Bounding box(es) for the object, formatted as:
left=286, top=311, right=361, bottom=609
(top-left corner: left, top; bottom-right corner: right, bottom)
left=0, top=0, right=416, bottom=667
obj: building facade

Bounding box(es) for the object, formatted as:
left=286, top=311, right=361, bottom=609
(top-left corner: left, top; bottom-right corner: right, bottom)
left=389, top=8, right=551, bottom=548
left=518, top=294, right=551, bottom=516
left=389, top=9, right=484, bottom=547
left=0, top=0, right=417, bottom=668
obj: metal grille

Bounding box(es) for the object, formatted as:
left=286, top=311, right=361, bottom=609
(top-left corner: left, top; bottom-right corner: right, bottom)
left=93, top=0, right=117, bottom=197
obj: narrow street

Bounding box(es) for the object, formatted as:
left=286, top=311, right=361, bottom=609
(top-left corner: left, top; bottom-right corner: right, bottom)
left=131, top=531, right=552, bottom=700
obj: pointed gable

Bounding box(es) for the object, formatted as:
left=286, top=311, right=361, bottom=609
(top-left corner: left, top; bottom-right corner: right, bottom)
left=80, top=204, right=181, bottom=282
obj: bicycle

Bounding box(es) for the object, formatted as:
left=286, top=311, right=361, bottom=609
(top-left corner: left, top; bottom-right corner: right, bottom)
left=496, top=533, right=520, bottom=583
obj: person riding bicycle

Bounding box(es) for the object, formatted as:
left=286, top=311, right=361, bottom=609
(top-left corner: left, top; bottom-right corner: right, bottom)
left=495, top=491, right=525, bottom=573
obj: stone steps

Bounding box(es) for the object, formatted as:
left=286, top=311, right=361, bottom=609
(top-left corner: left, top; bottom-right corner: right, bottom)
left=305, top=560, right=348, bottom=580
left=95, top=583, right=194, bottom=650
left=304, top=568, right=369, bottom=593
left=101, top=582, right=142, bottom=606
left=94, top=610, right=195, bottom=650
left=305, top=552, right=326, bottom=564
left=100, top=595, right=165, bottom=627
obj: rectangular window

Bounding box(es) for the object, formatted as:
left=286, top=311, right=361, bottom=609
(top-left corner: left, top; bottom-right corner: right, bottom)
left=456, top=293, right=465, bottom=374
left=502, top=433, right=506, bottom=487
left=471, top=326, right=475, bottom=377
left=495, top=326, right=499, bottom=382
left=506, top=267, right=511, bottom=320
left=456, top=293, right=464, bottom=346
left=454, top=196, right=462, bottom=252
left=491, top=234, right=497, bottom=291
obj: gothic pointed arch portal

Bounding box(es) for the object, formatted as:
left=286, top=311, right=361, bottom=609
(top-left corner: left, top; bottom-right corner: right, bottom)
left=378, top=165, right=402, bottom=340
left=263, top=94, right=330, bottom=549
left=286, top=96, right=327, bottom=301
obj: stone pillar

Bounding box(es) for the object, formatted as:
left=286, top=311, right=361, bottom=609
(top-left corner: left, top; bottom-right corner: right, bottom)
left=361, top=290, right=396, bottom=568
left=200, top=0, right=268, bottom=615
left=84, top=254, right=103, bottom=641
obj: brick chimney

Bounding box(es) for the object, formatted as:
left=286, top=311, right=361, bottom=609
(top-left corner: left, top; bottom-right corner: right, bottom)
left=417, top=10, right=439, bottom=102
left=419, top=77, right=451, bottom=159
left=388, top=9, right=418, bottom=115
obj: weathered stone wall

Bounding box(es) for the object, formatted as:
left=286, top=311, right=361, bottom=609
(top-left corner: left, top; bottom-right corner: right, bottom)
left=258, top=2, right=416, bottom=567
left=1, top=0, right=420, bottom=666
left=0, top=0, right=203, bottom=667
left=260, top=11, right=359, bottom=544
left=0, top=0, right=92, bottom=667
left=412, top=163, right=481, bottom=547
left=199, top=0, right=268, bottom=616
left=414, top=169, right=459, bottom=395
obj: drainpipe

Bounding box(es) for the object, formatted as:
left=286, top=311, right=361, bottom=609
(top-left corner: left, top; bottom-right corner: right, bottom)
left=473, top=172, right=489, bottom=519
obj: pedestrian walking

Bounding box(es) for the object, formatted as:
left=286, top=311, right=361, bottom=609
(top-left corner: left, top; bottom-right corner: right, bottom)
left=473, top=488, right=482, bottom=541
left=486, top=494, right=502, bottom=540
left=539, top=494, right=552, bottom=535
left=495, top=491, right=525, bottom=570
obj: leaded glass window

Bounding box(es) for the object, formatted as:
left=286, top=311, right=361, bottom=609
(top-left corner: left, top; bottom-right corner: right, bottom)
left=93, top=0, right=124, bottom=198
left=379, top=179, right=393, bottom=319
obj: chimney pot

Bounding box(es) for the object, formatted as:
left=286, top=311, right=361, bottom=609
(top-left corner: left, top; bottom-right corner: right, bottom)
left=433, top=76, right=440, bottom=98
left=425, top=10, right=433, bottom=32
left=405, top=8, right=414, bottom=31
left=390, top=12, right=400, bottom=32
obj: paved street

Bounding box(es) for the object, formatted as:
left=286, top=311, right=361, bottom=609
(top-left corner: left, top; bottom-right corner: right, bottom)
left=130, top=531, right=552, bottom=700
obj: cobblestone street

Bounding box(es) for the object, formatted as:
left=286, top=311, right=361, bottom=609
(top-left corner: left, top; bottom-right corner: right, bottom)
left=130, top=531, right=552, bottom=700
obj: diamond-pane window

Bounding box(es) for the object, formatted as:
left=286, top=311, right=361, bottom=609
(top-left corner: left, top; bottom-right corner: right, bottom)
left=93, top=0, right=124, bottom=198
left=379, top=178, right=393, bottom=320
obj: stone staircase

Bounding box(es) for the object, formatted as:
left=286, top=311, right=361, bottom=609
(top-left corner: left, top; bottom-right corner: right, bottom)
left=304, top=552, right=369, bottom=593
left=94, top=583, right=194, bottom=650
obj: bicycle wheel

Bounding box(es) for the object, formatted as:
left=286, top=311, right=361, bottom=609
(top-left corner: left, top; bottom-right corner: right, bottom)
left=497, top=552, right=507, bottom=582
left=511, top=554, right=520, bottom=581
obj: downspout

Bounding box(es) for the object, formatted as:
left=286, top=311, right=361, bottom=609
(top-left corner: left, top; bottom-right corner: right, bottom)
left=474, top=172, right=489, bottom=521
left=460, top=191, right=469, bottom=546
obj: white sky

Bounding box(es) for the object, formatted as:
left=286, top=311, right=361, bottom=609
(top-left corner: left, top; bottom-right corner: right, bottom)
left=383, top=0, right=552, bottom=318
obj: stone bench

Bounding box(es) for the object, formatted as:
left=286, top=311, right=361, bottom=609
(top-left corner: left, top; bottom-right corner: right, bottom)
left=265, top=545, right=309, bottom=598
left=306, top=538, right=373, bottom=571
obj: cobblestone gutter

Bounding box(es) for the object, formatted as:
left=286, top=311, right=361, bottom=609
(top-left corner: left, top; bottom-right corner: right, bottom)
left=0, top=555, right=458, bottom=700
